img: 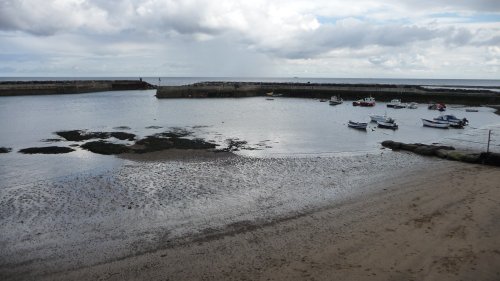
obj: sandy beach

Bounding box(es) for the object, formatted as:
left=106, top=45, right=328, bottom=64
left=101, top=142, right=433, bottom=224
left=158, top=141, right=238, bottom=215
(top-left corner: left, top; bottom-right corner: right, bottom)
left=1, top=150, right=499, bottom=281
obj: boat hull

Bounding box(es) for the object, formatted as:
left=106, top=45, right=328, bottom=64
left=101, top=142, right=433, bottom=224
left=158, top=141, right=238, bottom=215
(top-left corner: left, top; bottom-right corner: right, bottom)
left=422, top=119, right=449, bottom=128
left=377, top=121, right=398, bottom=129
left=348, top=121, right=368, bottom=130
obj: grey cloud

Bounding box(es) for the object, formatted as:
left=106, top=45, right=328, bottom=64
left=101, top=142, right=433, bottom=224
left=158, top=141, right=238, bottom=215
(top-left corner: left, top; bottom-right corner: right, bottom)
left=260, top=23, right=440, bottom=59
left=399, top=0, right=500, bottom=12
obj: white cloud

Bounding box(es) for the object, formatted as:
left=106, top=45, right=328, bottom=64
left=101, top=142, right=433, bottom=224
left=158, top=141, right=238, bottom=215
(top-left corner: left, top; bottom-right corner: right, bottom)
left=0, top=0, right=499, bottom=78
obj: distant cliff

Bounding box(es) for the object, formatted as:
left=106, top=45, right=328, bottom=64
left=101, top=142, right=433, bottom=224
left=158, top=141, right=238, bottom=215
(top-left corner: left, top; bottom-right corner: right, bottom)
left=0, top=80, right=155, bottom=96
left=156, top=82, right=500, bottom=105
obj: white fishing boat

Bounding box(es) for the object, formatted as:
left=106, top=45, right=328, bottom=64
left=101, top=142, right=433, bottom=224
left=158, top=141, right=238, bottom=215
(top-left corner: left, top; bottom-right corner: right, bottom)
left=422, top=118, right=449, bottom=129
left=370, top=114, right=395, bottom=123
left=407, top=102, right=418, bottom=109
left=434, top=115, right=468, bottom=128
left=329, top=96, right=343, bottom=105
left=387, top=99, right=406, bottom=108
left=348, top=120, right=368, bottom=130
left=377, top=121, right=398, bottom=130
left=353, top=97, right=375, bottom=107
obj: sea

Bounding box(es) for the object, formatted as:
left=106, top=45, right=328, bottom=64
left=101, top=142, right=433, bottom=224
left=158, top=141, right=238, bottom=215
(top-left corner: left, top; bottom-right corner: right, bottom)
left=1, top=78, right=500, bottom=187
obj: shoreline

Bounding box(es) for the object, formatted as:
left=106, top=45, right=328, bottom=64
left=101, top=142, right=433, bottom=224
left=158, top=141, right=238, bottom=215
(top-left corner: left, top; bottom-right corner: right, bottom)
left=37, top=159, right=500, bottom=281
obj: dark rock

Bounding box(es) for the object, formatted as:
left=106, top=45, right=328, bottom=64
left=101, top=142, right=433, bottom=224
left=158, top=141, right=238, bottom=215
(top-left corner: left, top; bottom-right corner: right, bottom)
left=226, top=139, right=248, bottom=151
left=56, top=130, right=109, bottom=141
left=170, top=138, right=217, bottom=149
left=435, top=149, right=449, bottom=159
left=413, top=146, right=437, bottom=156
left=479, top=152, right=500, bottom=166
left=135, top=136, right=174, bottom=153
left=110, top=132, right=136, bottom=141
left=158, top=128, right=192, bottom=138
left=461, top=154, right=481, bottom=163
left=113, top=126, right=131, bottom=130
left=56, top=130, right=136, bottom=142
left=145, top=126, right=163, bottom=129
left=400, top=143, right=419, bottom=151
left=0, top=147, right=12, bottom=153
left=134, top=134, right=216, bottom=153
left=381, top=140, right=402, bottom=150
left=381, top=140, right=395, bottom=147
left=19, top=146, right=75, bottom=154
left=41, top=138, right=63, bottom=142
left=81, top=141, right=130, bottom=155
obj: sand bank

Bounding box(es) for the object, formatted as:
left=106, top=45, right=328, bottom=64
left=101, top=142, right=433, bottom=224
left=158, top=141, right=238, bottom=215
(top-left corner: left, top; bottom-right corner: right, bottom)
left=2, top=153, right=492, bottom=280
left=119, top=148, right=236, bottom=161
left=1, top=153, right=499, bottom=280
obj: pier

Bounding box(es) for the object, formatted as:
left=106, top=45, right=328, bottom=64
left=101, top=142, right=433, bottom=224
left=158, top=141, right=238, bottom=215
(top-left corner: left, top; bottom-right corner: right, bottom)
left=0, top=80, right=155, bottom=96
left=156, top=82, right=500, bottom=105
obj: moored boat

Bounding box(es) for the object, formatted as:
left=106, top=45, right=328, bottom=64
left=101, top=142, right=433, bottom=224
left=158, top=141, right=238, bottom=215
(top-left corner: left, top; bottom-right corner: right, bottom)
left=434, top=115, right=468, bottom=128
left=329, top=96, right=343, bottom=105
left=348, top=120, right=368, bottom=130
left=407, top=102, right=418, bottom=109
left=377, top=121, right=398, bottom=130
left=428, top=102, right=446, bottom=111
left=422, top=118, right=449, bottom=128
left=370, top=114, right=395, bottom=123
left=387, top=99, right=406, bottom=108
left=353, top=97, right=375, bottom=107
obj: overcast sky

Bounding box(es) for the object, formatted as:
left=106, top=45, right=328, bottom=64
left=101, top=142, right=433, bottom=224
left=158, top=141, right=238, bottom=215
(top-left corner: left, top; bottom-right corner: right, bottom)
left=1, top=0, right=499, bottom=78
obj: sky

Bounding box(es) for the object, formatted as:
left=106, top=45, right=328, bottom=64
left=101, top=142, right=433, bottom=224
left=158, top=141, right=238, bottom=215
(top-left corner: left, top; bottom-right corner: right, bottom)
left=0, top=0, right=499, bottom=78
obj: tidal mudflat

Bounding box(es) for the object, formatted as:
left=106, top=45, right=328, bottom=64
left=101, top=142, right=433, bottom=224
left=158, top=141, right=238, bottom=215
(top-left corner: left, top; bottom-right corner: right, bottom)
left=0, top=151, right=428, bottom=279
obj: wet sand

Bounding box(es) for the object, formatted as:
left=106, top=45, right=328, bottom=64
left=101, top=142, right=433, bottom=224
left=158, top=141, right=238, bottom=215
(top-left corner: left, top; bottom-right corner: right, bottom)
left=2, top=152, right=500, bottom=280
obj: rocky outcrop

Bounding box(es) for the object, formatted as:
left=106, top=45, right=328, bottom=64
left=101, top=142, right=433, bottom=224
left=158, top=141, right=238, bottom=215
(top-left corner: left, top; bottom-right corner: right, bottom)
left=55, top=130, right=136, bottom=141
left=381, top=140, right=500, bottom=167
left=19, top=146, right=75, bottom=154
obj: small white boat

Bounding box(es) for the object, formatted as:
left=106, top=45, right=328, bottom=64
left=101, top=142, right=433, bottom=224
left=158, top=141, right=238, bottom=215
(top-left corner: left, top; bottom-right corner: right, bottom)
left=377, top=121, right=398, bottom=130
left=329, top=96, right=343, bottom=105
left=387, top=99, right=406, bottom=108
left=370, top=115, right=395, bottom=123
left=348, top=120, right=368, bottom=130
left=428, top=103, right=446, bottom=111
left=422, top=118, right=449, bottom=129
left=434, top=115, right=468, bottom=128
left=407, top=102, right=418, bottom=109
left=353, top=97, right=375, bottom=107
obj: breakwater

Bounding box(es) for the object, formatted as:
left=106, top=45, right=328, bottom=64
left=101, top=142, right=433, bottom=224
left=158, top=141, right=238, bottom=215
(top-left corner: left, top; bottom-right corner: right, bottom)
left=0, top=80, right=155, bottom=96
left=156, top=82, right=500, bottom=105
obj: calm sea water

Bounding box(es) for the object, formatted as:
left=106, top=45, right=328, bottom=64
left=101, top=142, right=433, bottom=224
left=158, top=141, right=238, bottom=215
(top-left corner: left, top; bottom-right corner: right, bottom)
left=1, top=89, right=500, bottom=187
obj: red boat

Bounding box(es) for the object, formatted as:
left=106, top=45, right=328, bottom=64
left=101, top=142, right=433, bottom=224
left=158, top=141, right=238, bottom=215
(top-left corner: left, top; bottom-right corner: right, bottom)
left=353, top=97, right=376, bottom=107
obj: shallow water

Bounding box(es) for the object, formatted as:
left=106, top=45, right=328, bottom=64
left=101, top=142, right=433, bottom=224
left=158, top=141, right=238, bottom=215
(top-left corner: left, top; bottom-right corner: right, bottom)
left=1, top=90, right=499, bottom=186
